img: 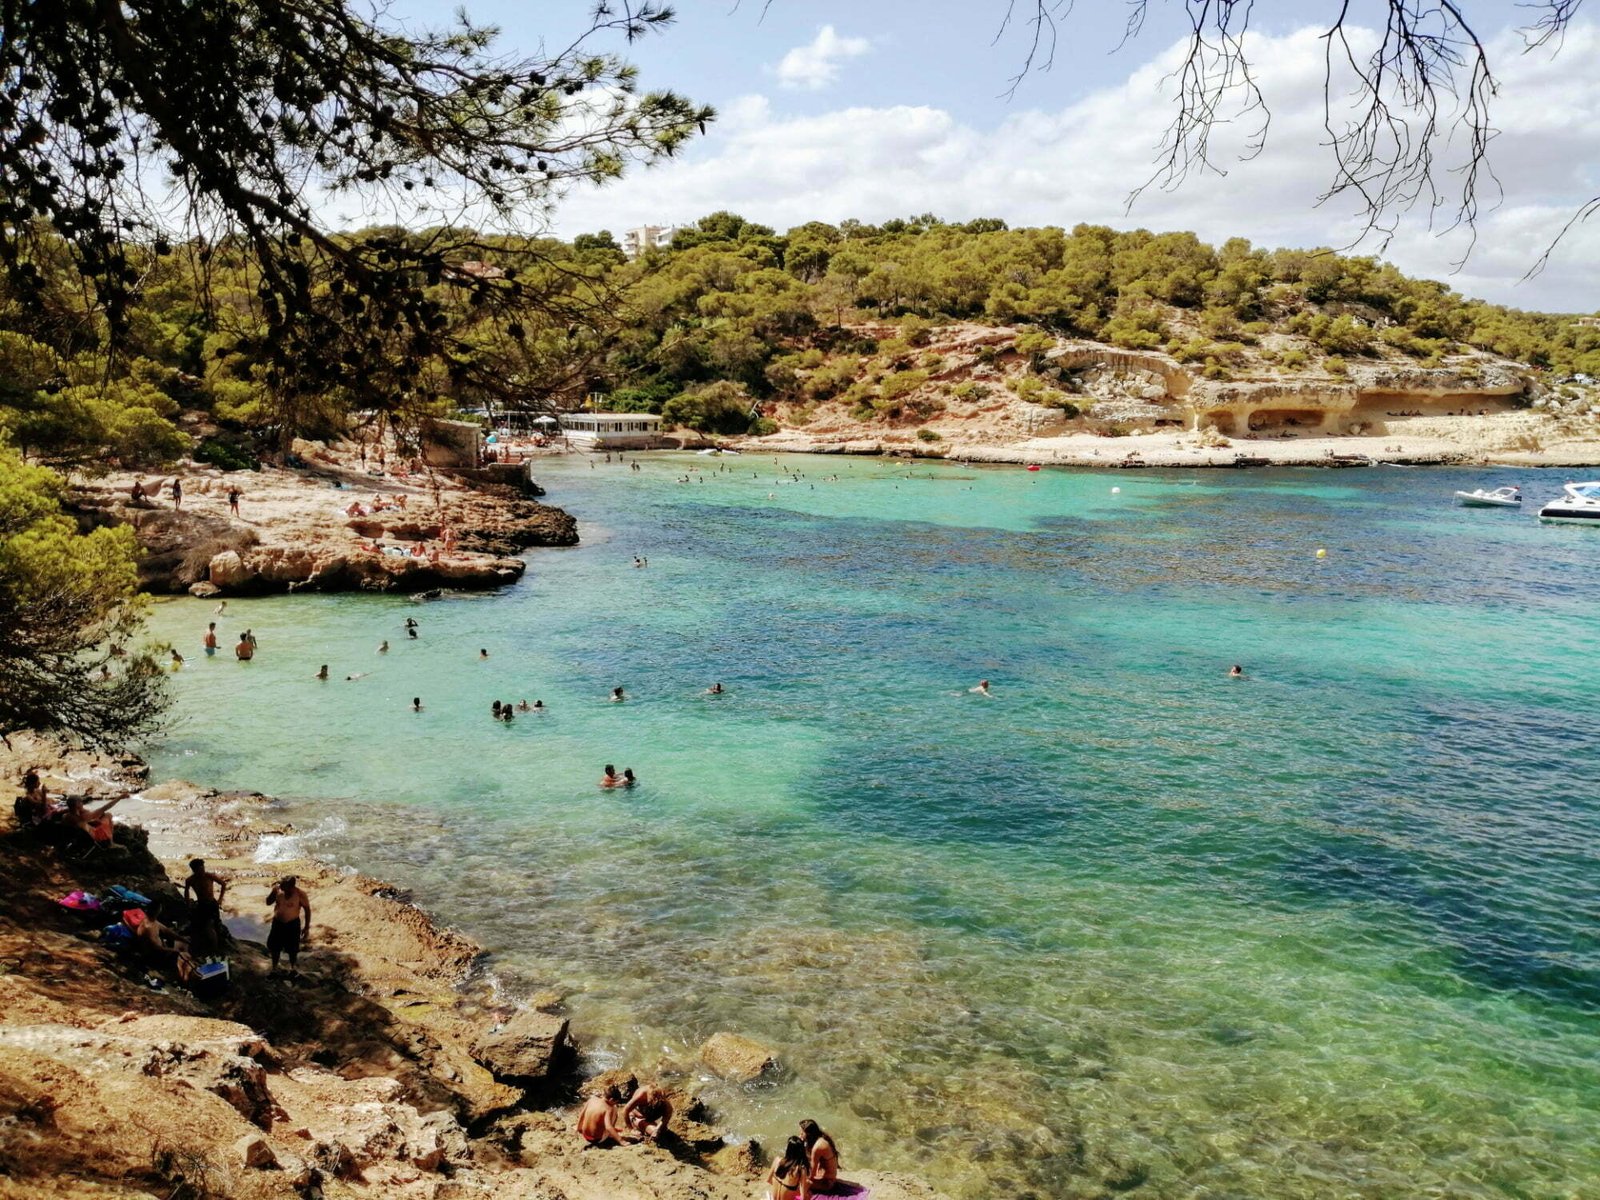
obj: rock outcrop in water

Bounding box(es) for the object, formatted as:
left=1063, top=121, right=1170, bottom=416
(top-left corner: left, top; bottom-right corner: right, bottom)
left=68, top=439, right=579, bottom=596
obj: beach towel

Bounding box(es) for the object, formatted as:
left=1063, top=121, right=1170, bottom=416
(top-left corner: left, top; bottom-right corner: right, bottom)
left=106, top=885, right=151, bottom=907
left=58, top=890, right=101, bottom=912
left=824, top=1186, right=869, bottom=1199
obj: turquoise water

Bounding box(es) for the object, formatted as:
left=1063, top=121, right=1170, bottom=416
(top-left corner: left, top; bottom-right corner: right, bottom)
left=144, top=455, right=1600, bottom=1198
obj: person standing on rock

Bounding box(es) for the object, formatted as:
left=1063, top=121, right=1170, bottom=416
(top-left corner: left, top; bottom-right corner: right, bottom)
left=227, top=486, right=242, bottom=516
left=184, top=858, right=229, bottom=953
left=170, top=478, right=182, bottom=510
left=622, top=1084, right=673, bottom=1141
left=265, top=876, right=311, bottom=975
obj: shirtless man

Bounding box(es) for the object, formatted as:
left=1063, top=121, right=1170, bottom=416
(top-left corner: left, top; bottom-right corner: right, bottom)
left=266, top=876, right=311, bottom=974
left=234, top=634, right=254, bottom=661
left=576, top=1080, right=639, bottom=1147
left=622, top=1084, right=673, bottom=1140
left=969, top=680, right=992, bottom=697
left=203, top=622, right=218, bottom=656
left=184, top=858, right=229, bottom=951
left=600, top=764, right=623, bottom=789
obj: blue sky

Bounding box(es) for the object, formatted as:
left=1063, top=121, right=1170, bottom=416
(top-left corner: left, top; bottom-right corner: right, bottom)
left=381, top=1, right=1600, bottom=311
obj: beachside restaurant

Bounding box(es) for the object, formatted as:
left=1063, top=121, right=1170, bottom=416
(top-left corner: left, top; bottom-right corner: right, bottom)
left=558, top=411, right=664, bottom=449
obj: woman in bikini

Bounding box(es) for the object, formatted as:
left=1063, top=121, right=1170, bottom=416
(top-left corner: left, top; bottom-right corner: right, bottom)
left=799, top=1119, right=840, bottom=1191
left=767, top=1136, right=812, bottom=1200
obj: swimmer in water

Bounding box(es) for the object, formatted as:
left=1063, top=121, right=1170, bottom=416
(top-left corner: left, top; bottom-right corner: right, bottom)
left=214, top=600, right=228, bottom=615
left=492, top=700, right=503, bottom=718
left=970, top=680, right=993, bottom=697
left=532, top=699, right=544, bottom=710
left=600, top=764, right=622, bottom=788
left=378, top=640, right=389, bottom=653
left=315, top=665, right=329, bottom=680
left=610, top=686, right=625, bottom=703
left=169, top=648, right=185, bottom=669
left=622, top=768, right=637, bottom=787
left=412, top=697, right=424, bottom=711
left=345, top=671, right=368, bottom=681
left=706, top=682, right=724, bottom=695
left=500, top=703, right=514, bottom=722
left=516, top=699, right=532, bottom=712
left=479, top=648, right=489, bottom=660
left=1228, top=665, right=1244, bottom=677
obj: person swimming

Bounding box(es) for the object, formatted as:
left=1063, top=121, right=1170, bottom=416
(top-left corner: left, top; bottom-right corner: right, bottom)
left=479, top=648, right=490, bottom=659
left=378, top=640, right=389, bottom=653
left=345, top=671, right=368, bottom=681
left=315, top=665, right=329, bottom=680
left=203, top=622, right=218, bottom=656
left=516, top=699, right=532, bottom=712
left=532, top=699, right=544, bottom=710
left=706, top=682, right=724, bottom=695
left=610, top=686, right=626, bottom=703
left=970, top=680, right=992, bottom=696
left=492, top=700, right=503, bottom=718
left=412, top=697, right=424, bottom=711
left=169, top=648, right=184, bottom=669
left=500, top=702, right=514, bottom=722
left=1229, top=665, right=1244, bottom=677
left=622, top=768, right=637, bottom=787
left=600, top=764, right=622, bottom=788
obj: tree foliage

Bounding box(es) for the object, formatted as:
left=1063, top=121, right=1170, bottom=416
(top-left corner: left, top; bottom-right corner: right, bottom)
left=1, top=0, right=711, bottom=422
left=0, top=445, right=166, bottom=748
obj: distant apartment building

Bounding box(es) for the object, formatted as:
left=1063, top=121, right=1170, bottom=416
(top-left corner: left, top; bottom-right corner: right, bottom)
left=621, top=225, right=680, bottom=259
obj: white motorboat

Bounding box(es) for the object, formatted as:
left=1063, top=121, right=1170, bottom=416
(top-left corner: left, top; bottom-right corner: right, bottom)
left=1538, top=481, right=1600, bottom=524
left=1454, top=485, right=1522, bottom=508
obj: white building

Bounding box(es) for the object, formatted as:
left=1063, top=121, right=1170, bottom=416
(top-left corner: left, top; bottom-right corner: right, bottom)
left=559, top=411, right=664, bottom=449
left=621, top=225, right=680, bottom=260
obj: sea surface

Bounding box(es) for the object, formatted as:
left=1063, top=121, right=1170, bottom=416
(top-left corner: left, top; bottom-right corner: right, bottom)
left=143, top=454, right=1600, bottom=1199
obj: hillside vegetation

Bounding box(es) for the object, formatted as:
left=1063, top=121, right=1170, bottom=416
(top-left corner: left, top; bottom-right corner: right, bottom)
left=2, top=213, right=1599, bottom=462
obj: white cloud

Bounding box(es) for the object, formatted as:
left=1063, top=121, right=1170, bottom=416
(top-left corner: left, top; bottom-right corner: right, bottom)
left=774, top=25, right=872, bottom=91
left=562, top=22, right=1600, bottom=310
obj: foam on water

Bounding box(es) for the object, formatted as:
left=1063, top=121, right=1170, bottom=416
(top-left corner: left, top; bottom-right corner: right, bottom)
left=143, top=455, right=1600, bottom=1198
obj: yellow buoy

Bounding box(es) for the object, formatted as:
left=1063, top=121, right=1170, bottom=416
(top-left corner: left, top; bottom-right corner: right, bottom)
left=1316, top=548, right=1327, bottom=558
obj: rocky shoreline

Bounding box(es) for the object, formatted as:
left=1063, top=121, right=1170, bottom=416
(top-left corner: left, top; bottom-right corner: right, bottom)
left=0, top=733, right=944, bottom=1200
left=69, top=439, right=579, bottom=598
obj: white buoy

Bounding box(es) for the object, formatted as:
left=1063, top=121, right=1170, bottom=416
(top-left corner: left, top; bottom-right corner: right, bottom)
left=1111, top=486, right=1121, bottom=494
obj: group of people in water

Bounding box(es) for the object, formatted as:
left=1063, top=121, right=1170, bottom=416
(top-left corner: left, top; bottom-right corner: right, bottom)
left=577, top=1078, right=841, bottom=1197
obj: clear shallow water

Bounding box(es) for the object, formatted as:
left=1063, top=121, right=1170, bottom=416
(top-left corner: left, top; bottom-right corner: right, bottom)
left=144, top=455, right=1600, bottom=1199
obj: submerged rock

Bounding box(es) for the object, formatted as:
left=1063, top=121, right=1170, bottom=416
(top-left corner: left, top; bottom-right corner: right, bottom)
left=698, top=1032, right=781, bottom=1083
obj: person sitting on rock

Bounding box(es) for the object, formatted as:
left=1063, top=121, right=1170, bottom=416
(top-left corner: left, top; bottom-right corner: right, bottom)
left=576, top=1078, right=639, bottom=1147
left=799, top=1120, right=839, bottom=1191
left=767, top=1136, right=812, bottom=1200
left=622, top=1083, right=673, bottom=1141
left=65, top=793, right=122, bottom=847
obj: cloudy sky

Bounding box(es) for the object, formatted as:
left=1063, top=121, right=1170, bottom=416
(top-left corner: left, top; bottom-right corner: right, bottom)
left=392, top=0, right=1600, bottom=312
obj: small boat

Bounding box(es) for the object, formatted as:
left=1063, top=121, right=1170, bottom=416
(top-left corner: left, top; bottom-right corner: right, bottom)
left=1539, top=482, right=1600, bottom=524
left=1454, top=486, right=1521, bottom=508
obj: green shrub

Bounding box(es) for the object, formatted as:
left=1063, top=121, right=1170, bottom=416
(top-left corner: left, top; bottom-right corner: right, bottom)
left=951, top=381, right=989, bottom=402
left=916, top=427, right=943, bottom=442
left=193, top=437, right=259, bottom=471
left=878, top=369, right=929, bottom=403
left=1324, top=355, right=1348, bottom=375
left=1013, top=329, right=1055, bottom=357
